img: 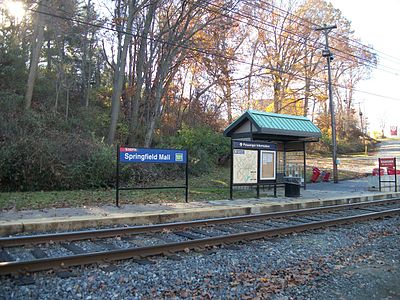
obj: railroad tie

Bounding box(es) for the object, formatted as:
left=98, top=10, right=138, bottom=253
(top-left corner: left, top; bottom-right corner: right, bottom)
left=30, top=248, right=48, bottom=259
left=0, top=250, right=15, bottom=262
left=60, top=242, right=86, bottom=254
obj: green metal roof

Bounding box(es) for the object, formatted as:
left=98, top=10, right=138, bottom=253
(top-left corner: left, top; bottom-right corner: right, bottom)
left=224, top=110, right=321, bottom=140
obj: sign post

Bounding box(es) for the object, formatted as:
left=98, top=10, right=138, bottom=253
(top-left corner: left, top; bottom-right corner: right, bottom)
left=378, top=157, right=397, bottom=192
left=116, top=146, right=188, bottom=206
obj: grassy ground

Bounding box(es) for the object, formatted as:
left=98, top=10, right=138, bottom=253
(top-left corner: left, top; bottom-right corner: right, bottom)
left=0, top=164, right=367, bottom=211
left=0, top=168, right=251, bottom=211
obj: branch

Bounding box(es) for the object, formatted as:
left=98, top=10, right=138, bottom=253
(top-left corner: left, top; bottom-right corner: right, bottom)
left=101, top=39, right=115, bottom=71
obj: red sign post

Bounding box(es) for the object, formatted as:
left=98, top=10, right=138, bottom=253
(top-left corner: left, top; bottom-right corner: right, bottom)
left=378, top=157, right=397, bottom=192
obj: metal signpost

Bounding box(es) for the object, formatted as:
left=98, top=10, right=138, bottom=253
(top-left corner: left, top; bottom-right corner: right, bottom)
left=378, top=157, right=397, bottom=192
left=116, top=146, right=188, bottom=206
left=230, top=140, right=277, bottom=199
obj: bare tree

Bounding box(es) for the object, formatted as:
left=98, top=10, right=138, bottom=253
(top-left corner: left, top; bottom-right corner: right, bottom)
left=25, top=0, right=47, bottom=109
left=127, top=0, right=157, bottom=145
left=107, top=0, right=146, bottom=145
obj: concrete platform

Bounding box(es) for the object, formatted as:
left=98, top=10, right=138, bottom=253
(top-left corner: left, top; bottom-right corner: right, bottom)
left=1, top=179, right=400, bottom=236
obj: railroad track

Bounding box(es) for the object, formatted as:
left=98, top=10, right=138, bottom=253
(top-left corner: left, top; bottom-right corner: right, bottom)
left=1, top=199, right=400, bottom=276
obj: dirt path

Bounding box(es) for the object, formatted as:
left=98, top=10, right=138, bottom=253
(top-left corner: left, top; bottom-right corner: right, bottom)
left=307, top=139, right=400, bottom=175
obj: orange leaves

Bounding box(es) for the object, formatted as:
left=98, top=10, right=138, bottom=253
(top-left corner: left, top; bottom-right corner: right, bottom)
left=112, top=17, right=127, bottom=26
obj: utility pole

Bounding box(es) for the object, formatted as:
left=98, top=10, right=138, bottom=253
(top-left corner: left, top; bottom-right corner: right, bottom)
left=359, top=103, right=368, bottom=156
left=315, top=24, right=338, bottom=183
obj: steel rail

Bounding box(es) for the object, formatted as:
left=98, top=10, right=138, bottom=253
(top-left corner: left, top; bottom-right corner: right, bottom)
left=1, top=198, right=399, bottom=247
left=0, top=207, right=399, bottom=276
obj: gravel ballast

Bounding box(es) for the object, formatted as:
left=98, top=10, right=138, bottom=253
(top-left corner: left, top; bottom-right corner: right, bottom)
left=1, top=216, right=399, bottom=299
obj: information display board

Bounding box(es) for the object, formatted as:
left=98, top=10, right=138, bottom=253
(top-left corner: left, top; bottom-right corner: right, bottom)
left=230, top=140, right=277, bottom=199
left=260, top=150, right=276, bottom=180
left=233, top=149, right=258, bottom=184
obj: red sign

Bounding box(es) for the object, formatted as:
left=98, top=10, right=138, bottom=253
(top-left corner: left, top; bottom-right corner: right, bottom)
left=120, top=147, right=137, bottom=152
left=390, top=126, right=398, bottom=136
left=379, top=157, right=395, bottom=168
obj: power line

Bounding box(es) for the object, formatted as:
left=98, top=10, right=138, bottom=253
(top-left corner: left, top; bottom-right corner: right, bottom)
left=256, top=0, right=400, bottom=66
left=195, top=0, right=400, bottom=76
left=26, top=5, right=400, bottom=103
left=37, top=0, right=400, bottom=76
left=331, top=32, right=400, bottom=66
left=251, top=0, right=378, bottom=58
left=239, top=0, right=400, bottom=75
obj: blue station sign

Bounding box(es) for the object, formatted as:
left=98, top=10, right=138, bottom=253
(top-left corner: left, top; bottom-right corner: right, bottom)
left=119, top=147, right=187, bottom=164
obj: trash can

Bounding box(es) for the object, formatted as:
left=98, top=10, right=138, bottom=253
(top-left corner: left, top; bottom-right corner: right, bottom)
left=322, top=172, right=331, bottom=182
left=311, top=167, right=321, bottom=183
left=284, top=177, right=301, bottom=197
left=372, top=168, right=384, bottom=176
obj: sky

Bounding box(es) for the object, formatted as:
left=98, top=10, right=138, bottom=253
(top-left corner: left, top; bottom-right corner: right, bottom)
left=330, top=0, right=400, bottom=135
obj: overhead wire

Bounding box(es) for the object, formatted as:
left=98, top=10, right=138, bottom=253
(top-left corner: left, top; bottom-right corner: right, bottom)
left=256, top=0, right=400, bottom=66
left=239, top=0, right=400, bottom=75
left=201, top=0, right=395, bottom=76
left=37, top=0, right=400, bottom=75
left=25, top=3, right=400, bottom=102
left=192, top=0, right=400, bottom=76
left=39, top=0, right=379, bottom=73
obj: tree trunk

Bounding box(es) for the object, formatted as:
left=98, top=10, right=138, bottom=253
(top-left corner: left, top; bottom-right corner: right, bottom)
left=46, top=39, right=51, bottom=71
left=65, top=88, right=70, bottom=120
left=303, top=76, right=310, bottom=117
left=82, top=0, right=92, bottom=108
left=247, top=40, right=259, bottom=109
left=128, top=2, right=156, bottom=145
left=107, top=1, right=136, bottom=145
left=84, top=55, right=92, bottom=108
left=54, top=78, right=60, bottom=114
left=226, top=82, right=233, bottom=123
left=144, top=61, right=170, bottom=147
left=25, top=0, right=46, bottom=110
left=54, top=33, right=65, bottom=115
left=311, top=99, right=316, bottom=122
left=127, top=41, right=134, bottom=123
left=273, top=78, right=282, bottom=113
left=144, top=50, right=180, bottom=147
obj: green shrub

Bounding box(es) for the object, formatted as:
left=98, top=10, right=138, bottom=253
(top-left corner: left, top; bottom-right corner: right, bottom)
left=66, top=143, right=115, bottom=189
left=162, top=126, right=230, bottom=175
left=0, top=94, right=117, bottom=191
left=0, top=94, right=231, bottom=191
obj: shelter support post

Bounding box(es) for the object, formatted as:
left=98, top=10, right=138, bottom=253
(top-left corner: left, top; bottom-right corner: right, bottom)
left=303, top=141, right=307, bottom=190
left=185, top=157, right=189, bottom=203
left=116, top=145, right=120, bottom=207
left=230, top=139, right=233, bottom=200
left=395, top=158, right=398, bottom=193
left=283, top=143, right=286, bottom=176
left=379, top=159, right=381, bottom=192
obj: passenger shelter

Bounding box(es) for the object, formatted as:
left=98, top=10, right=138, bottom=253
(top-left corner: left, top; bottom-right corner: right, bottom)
left=223, top=110, right=322, bottom=196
